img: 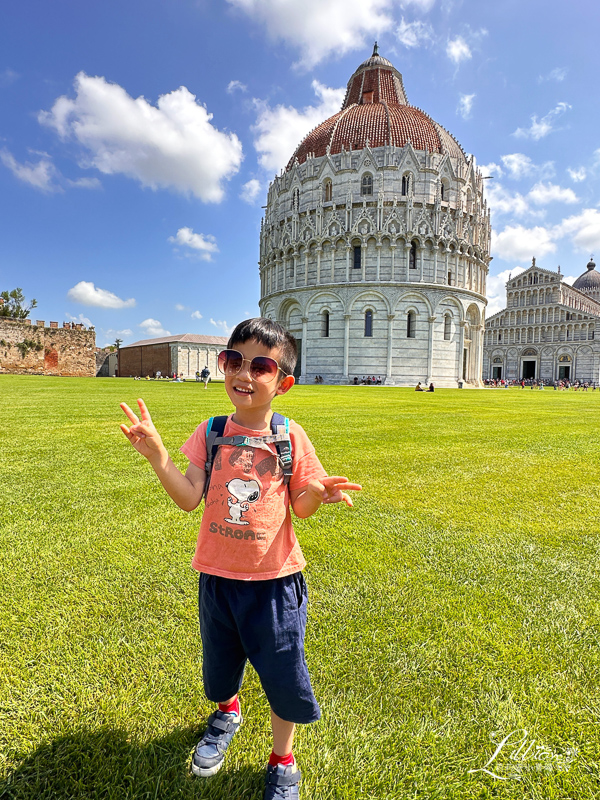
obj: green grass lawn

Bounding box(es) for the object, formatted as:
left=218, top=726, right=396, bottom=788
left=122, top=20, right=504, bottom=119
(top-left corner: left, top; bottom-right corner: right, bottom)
left=1, top=375, right=599, bottom=799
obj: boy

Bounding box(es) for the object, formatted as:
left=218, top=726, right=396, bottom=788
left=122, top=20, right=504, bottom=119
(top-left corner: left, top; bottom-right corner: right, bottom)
left=120, top=318, right=360, bottom=799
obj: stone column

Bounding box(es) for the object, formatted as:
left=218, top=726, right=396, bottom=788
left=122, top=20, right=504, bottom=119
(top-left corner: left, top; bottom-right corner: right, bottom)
left=331, top=243, right=336, bottom=282
left=343, top=313, right=351, bottom=381
left=361, top=243, right=366, bottom=282
left=405, top=242, right=412, bottom=281
left=301, top=316, right=308, bottom=381
left=293, top=250, right=298, bottom=289
left=386, top=314, right=395, bottom=382
left=458, top=321, right=467, bottom=382
left=346, top=246, right=351, bottom=282
left=376, top=243, right=381, bottom=281
left=433, top=244, right=439, bottom=283
left=390, top=244, right=396, bottom=281
left=427, top=316, right=436, bottom=382
left=316, top=247, right=321, bottom=284
left=304, top=252, right=309, bottom=286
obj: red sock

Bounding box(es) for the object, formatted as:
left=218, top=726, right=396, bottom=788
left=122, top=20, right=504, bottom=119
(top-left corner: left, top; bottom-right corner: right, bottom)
left=218, top=697, right=240, bottom=716
left=269, top=751, right=295, bottom=768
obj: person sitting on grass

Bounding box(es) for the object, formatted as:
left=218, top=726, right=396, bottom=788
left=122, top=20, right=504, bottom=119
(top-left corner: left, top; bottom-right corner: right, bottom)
left=119, top=317, right=361, bottom=800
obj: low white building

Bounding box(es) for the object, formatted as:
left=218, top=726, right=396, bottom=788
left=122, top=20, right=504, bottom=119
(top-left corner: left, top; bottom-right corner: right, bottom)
left=483, top=258, right=600, bottom=383
left=258, top=46, right=491, bottom=386
left=118, top=334, right=228, bottom=379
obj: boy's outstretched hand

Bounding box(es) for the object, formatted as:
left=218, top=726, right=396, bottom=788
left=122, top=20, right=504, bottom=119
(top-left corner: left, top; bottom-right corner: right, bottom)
left=120, top=399, right=165, bottom=461
left=319, top=476, right=362, bottom=507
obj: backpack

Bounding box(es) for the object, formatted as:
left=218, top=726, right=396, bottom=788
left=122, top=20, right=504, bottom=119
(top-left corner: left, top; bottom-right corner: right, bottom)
left=202, top=413, right=293, bottom=499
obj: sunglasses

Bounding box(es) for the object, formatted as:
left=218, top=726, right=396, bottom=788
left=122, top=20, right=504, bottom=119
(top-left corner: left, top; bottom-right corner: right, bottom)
left=217, top=349, right=290, bottom=383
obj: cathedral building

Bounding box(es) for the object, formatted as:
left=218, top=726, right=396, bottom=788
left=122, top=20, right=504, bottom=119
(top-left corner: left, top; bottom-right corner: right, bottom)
left=483, top=258, right=600, bottom=384
left=258, top=46, right=491, bottom=386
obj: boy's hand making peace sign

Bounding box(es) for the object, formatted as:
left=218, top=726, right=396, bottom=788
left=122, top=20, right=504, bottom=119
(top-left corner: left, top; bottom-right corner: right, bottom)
left=120, top=399, right=165, bottom=462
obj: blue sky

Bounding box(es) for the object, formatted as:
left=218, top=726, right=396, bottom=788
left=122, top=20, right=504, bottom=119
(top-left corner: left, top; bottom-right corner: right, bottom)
left=2, top=0, right=599, bottom=345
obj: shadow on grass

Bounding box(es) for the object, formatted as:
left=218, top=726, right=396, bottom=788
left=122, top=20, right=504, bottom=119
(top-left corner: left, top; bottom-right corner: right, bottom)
left=0, top=725, right=264, bottom=800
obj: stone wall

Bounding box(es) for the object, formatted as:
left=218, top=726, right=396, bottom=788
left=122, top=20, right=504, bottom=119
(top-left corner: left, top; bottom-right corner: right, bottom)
left=0, top=318, right=96, bottom=376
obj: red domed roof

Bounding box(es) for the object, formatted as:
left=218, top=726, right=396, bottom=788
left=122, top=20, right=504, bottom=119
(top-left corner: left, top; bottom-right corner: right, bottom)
left=287, top=46, right=466, bottom=170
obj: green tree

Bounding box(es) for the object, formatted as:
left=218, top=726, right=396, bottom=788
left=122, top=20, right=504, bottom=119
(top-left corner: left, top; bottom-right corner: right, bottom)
left=114, top=338, right=123, bottom=350
left=0, top=288, right=37, bottom=319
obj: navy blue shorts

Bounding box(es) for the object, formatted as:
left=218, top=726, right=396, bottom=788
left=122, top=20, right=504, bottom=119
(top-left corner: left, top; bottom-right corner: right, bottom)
left=198, top=571, right=321, bottom=724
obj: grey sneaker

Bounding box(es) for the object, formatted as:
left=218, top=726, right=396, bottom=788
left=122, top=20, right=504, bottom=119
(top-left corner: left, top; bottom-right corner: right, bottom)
left=264, top=762, right=302, bottom=799
left=191, top=709, right=242, bottom=777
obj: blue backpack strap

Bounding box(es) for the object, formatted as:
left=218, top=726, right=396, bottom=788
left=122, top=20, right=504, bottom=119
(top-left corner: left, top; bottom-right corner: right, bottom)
left=271, top=412, right=293, bottom=485
left=203, top=415, right=228, bottom=498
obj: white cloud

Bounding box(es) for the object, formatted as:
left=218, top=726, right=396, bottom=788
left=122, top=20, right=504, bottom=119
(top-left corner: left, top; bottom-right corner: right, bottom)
left=538, top=67, right=567, bottom=83
left=555, top=209, right=600, bottom=253
left=102, top=327, right=133, bottom=342
left=240, top=178, right=263, bottom=204
left=210, top=318, right=234, bottom=335
left=67, top=281, right=136, bottom=309
left=175, top=304, right=187, bottom=311
left=396, top=18, right=434, bottom=49
left=399, top=0, right=436, bottom=9
left=0, top=68, right=19, bottom=87
left=226, top=0, right=392, bottom=69
left=0, top=148, right=60, bottom=192
left=191, top=310, right=203, bottom=319
left=513, top=102, right=571, bottom=141
left=446, top=36, right=471, bottom=64
left=168, top=227, right=219, bottom=260
left=39, top=72, right=243, bottom=202
left=492, top=225, right=557, bottom=262
left=65, top=312, right=94, bottom=327
left=528, top=182, right=578, bottom=206
left=500, top=153, right=535, bottom=179
left=140, top=319, right=171, bottom=337
left=253, top=80, right=345, bottom=173
left=499, top=153, right=554, bottom=181
left=484, top=182, right=535, bottom=219
left=567, top=167, right=586, bottom=182
left=66, top=176, right=102, bottom=189
left=458, top=93, right=475, bottom=120
left=479, top=162, right=503, bottom=179
left=227, top=80, right=247, bottom=94
left=486, top=266, right=526, bottom=316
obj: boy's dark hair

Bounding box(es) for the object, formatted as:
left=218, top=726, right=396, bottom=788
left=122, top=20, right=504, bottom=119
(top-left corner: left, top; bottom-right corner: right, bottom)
left=228, top=318, right=297, bottom=376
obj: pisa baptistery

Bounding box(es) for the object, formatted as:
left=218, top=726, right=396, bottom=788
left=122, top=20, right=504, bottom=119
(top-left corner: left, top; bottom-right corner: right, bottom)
left=259, top=46, right=491, bottom=386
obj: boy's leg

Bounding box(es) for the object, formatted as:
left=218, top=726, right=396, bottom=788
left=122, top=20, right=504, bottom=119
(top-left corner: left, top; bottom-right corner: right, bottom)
left=271, top=709, right=295, bottom=756
left=192, top=575, right=246, bottom=778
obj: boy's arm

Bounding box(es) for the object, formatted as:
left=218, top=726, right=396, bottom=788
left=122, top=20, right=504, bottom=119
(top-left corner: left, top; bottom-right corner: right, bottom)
left=290, top=476, right=361, bottom=519
left=120, top=398, right=205, bottom=512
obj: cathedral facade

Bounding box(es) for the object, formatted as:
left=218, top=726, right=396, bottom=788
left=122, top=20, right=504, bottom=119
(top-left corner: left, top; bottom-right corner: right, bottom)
left=483, top=258, right=600, bottom=384
left=258, top=47, right=491, bottom=386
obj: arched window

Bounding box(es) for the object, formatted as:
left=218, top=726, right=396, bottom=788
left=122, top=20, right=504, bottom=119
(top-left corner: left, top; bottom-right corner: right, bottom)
left=441, top=179, right=449, bottom=202
left=321, top=310, right=330, bottom=338
left=361, top=174, right=373, bottom=196
left=444, top=314, right=451, bottom=341
left=364, top=310, right=373, bottom=337
left=401, top=174, right=411, bottom=196
left=292, top=187, right=299, bottom=211
left=448, top=270, right=453, bottom=286
left=407, top=311, right=416, bottom=339
left=409, top=241, right=417, bottom=269
left=353, top=245, right=361, bottom=269
left=440, top=183, right=445, bottom=201
left=323, top=180, right=332, bottom=202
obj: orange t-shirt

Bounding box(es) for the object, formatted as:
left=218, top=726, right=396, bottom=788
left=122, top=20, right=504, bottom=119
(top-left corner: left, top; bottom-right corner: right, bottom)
left=180, top=415, right=327, bottom=580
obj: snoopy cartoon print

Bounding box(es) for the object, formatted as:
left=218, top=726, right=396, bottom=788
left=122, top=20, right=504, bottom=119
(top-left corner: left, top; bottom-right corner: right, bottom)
left=224, top=478, right=261, bottom=525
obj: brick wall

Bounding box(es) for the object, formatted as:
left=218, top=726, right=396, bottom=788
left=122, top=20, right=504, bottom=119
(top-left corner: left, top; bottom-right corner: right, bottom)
left=118, top=343, right=171, bottom=377
left=0, top=318, right=96, bottom=376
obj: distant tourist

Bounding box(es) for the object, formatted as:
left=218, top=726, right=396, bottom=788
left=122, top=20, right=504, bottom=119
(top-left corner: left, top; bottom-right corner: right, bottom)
left=427, top=383, right=434, bottom=392
left=415, top=382, right=425, bottom=391
left=200, top=366, right=210, bottom=389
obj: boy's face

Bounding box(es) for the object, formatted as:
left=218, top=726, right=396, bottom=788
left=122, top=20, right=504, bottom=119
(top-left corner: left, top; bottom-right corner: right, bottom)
left=224, top=338, right=294, bottom=417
